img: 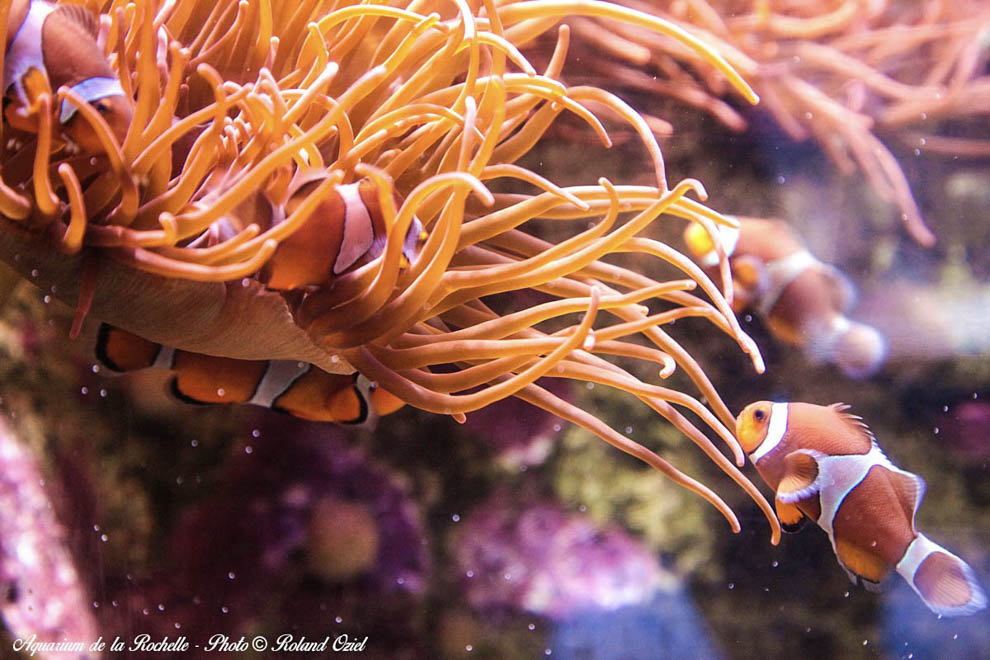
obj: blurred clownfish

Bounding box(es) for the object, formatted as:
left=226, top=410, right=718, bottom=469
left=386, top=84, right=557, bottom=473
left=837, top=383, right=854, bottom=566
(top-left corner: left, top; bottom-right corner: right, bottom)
left=737, top=400, right=987, bottom=617
left=684, top=217, right=886, bottom=378
left=95, top=324, right=405, bottom=425
left=4, top=0, right=133, bottom=154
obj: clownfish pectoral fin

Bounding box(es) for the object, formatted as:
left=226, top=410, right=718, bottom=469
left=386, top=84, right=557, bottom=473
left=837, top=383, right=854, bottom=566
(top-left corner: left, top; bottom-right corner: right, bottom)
left=774, top=497, right=808, bottom=533
left=835, top=537, right=892, bottom=585
left=20, top=66, right=51, bottom=112
left=896, top=534, right=987, bottom=617
left=96, top=323, right=165, bottom=372
left=775, top=450, right=823, bottom=504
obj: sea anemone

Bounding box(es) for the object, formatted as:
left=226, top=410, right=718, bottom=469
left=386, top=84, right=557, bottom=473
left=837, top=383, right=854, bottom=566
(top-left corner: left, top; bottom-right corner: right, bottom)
left=1, top=0, right=781, bottom=542
left=549, top=0, right=990, bottom=247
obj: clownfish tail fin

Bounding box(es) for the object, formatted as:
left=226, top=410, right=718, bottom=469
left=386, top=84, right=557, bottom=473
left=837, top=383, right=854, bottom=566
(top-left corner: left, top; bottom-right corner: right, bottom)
left=896, top=533, right=987, bottom=617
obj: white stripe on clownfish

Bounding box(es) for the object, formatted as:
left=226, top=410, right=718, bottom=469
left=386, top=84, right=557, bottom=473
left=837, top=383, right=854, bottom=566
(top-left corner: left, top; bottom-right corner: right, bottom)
left=58, top=75, right=125, bottom=122
left=756, top=250, right=858, bottom=319
left=247, top=360, right=311, bottom=408
left=748, top=401, right=789, bottom=463
left=801, top=443, right=919, bottom=543
left=3, top=0, right=55, bottom=106
left=335, top=182, right=375, bottom=275
left=151, top=345, right=175, bottom=371
left=145, top=344, right=317, bottom=414
left=896, top=534, right=988, bottom=617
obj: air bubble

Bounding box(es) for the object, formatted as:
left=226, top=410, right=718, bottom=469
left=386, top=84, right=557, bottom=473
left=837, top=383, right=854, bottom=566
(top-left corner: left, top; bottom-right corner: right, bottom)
left=452, top=514, right=460, bottom=522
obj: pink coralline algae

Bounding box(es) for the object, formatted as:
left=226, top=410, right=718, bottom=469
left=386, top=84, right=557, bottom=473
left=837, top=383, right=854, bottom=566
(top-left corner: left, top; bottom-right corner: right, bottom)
left=0, top=415, right=99, bottom=659
left=453, top=496, right=669, bottom=620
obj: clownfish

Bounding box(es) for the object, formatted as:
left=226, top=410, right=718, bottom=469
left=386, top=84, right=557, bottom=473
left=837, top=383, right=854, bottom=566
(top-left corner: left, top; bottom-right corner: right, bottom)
left=259, top=178, right=425, bottom=290
left=684, top=218, right=886, bottom=378
left=95, top=324, right=405, bottom=425
left=190, top=177, right=426, bottom=291
left=4, top=0, right=132, bottom=153
left=736, top=400, right=987, bottom=617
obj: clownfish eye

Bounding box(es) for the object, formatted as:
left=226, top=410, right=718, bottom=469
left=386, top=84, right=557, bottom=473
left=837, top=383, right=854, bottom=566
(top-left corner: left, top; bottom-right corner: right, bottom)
left=95, top=99, right=113, bottom=115
left=753, top=407, right=766, bottom=422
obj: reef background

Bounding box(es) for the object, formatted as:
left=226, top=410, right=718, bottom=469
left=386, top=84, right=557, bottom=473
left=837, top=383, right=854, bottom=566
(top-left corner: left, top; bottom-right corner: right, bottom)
left=2, top=23, right=990, bottom=660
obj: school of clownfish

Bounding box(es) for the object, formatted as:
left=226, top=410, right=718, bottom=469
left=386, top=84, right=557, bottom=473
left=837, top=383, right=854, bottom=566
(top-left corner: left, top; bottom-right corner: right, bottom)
left=2, top=0, right=986, bottom=618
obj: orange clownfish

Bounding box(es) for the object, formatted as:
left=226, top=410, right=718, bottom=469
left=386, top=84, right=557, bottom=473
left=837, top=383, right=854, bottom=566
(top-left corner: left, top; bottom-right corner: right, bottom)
left=191, top=178, right=426, bottom=291
left=95, top=324, right=405, bottom=425
left=684, top=218, right=885, bottom=378
left=4, top=0, right=133, bottom=153
left=737, top=400, right=987, bottom=617
left=260, top=178, right=425, bottom=290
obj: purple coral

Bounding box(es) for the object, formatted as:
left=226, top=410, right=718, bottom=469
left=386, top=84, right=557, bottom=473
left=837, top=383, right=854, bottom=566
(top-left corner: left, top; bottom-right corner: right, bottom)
left=453, top=495, right=665, bottom=620
left=0, top=416, right=99, bottom=659
left=117, top=416, right=429, bottom=645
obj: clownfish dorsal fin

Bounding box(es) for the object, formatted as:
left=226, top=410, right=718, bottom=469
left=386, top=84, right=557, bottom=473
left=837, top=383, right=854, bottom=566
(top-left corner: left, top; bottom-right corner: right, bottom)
left=47, top=3, right=100, bottom=40
left=814, top=261, right=857, bottom=314
left=41, top=2, right=113, bottom=90
left=885, top=467, right=926, bottom=535
left=829, top=402, right=877, bottom=445
left=776, top=449, right=822, bottom=504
